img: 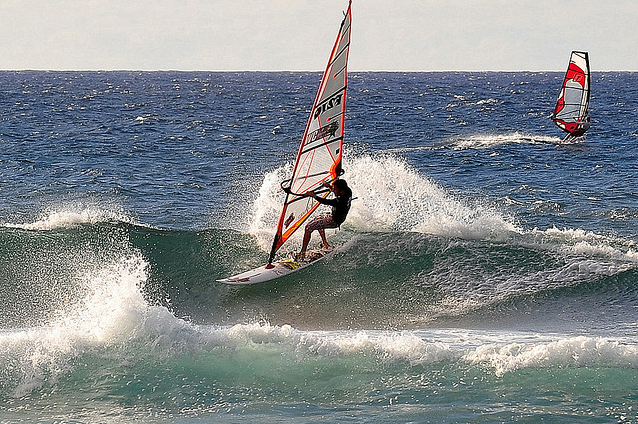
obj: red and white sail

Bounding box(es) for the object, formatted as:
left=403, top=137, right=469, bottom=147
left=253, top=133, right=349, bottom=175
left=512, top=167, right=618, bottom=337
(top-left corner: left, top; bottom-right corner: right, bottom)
left=268, top=1, right=352, bottom=263
left=551, top=51, right=591, bottom=136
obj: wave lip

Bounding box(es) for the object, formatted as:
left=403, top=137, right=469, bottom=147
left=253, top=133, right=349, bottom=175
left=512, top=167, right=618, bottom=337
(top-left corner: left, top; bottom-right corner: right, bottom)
left=0, top=252, right=152, bottom=397
left=207, top=325, right=638, bottom=379
left=464, top=335, right=638, bottom=376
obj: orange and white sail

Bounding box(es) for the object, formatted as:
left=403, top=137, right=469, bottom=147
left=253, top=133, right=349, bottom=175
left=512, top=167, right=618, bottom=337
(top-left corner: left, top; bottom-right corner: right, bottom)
left=268, top=1, right=352, bottom=263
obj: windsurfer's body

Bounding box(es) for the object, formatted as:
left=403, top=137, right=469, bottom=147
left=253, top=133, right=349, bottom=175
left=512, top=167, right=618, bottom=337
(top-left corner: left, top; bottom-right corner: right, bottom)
left=298, top=179, right=352, bottom=258
left=574, top=114, right=591, bottom=135
left=563, top=114, right=590, bottom=141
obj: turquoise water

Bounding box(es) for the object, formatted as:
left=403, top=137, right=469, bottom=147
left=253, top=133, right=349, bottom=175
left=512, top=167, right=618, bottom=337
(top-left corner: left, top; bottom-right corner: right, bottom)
left=1, top=71, right=638, bottom=423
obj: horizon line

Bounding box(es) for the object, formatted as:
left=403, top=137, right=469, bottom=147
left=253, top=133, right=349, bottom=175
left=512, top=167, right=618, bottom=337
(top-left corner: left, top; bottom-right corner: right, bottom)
left=1, top=68, right=636, bottom=73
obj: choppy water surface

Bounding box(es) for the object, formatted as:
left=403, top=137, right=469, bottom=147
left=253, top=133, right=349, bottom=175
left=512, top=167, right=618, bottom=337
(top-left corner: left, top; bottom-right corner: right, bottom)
left=1, top=71, right=638, bottom=423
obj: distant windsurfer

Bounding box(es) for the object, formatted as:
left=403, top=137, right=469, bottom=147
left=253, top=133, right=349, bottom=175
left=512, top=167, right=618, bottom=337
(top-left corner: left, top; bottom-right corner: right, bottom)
left=551, top=51, right=590, bottom=142
left=298, top=179, right=352, bottom=259
left=573, top=114, right=590, bottom=136
left=563, top=114, right=590, bottom=141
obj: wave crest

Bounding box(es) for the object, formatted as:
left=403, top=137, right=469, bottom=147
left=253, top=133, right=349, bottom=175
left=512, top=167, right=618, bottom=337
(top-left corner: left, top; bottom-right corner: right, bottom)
left=4, top=204, right=134, bottom=231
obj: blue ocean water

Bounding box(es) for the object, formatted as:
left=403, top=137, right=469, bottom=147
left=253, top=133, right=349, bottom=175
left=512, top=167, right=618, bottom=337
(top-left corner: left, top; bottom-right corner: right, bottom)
left=1, top=70, right=638, bottom=423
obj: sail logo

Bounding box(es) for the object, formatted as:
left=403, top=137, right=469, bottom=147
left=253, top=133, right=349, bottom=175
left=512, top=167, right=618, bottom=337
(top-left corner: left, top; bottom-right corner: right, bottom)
left=305, top=122, right=339, bottom=145
left=314, top=93, right=343, bottom=118
left=284, top=213, right=295, bottom=228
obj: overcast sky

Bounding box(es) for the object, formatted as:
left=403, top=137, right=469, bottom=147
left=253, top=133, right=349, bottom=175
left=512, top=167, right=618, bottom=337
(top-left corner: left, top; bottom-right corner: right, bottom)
left=1, top=0, right=636, bottom=71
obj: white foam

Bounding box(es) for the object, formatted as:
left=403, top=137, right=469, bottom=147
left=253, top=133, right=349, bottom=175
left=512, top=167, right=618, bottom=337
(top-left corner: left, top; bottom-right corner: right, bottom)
left=4, top=204, right=133, bottom=231
left=191, top=324, right=638, bottom=377
left=5, top=311, right=638, bottom=398
left=248, top=163, right=293, bottom=250
left=0, top=253, right=158, bottom=396
left=464, top=335, right=638, bottom=376
left=449, top=132, right=560, bottom=150
left=247, top=153, right=519, bottom=249
left=346, top=154, right=519, bottom=239
left=526, top=226, right=638, bottom=264
left=216, top=322, right=459, bottom=365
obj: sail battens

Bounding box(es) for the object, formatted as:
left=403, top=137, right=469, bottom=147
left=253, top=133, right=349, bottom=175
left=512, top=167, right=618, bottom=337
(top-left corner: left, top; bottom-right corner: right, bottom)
left=331, top=64, right=348, bottom=79
left=330, top=44, right=350, bottom=67
left=301, top=137, right=343, bottom=156
left=313, top=85, right=347, bottom=110
left=268, top=1, right=352, bottom=263
left=291, top=171, right=331, bottom=187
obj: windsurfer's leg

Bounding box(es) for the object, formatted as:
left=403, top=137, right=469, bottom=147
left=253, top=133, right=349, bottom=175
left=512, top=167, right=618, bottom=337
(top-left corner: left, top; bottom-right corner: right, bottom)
left=300, top=216, right=333, bottom=257
left=318, top=229, right=329, bottom=248
left=300, top=229, right=312, bottom=255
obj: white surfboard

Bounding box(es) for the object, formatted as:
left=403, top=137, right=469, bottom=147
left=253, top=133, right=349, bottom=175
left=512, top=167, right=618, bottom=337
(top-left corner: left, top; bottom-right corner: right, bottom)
left=217, top=246, right=335, bottom=286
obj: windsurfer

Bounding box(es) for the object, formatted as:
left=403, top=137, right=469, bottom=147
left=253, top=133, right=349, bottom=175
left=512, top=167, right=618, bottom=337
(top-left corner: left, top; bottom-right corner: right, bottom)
left=575, top=114, right=591, bottom=135
left=564, top=114, right=591, bottom=141
left=298, top=179, right=352, bottom=259
left=551, top=51, right=590, bottom=141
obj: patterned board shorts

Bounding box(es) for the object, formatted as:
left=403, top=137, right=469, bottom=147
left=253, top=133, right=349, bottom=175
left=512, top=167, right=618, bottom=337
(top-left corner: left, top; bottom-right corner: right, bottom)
left=305, top=214, right=339, bottom=232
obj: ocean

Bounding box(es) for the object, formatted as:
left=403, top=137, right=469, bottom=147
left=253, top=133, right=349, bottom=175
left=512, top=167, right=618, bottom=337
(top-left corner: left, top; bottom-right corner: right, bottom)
left=1, top=70, right=638, bottom=423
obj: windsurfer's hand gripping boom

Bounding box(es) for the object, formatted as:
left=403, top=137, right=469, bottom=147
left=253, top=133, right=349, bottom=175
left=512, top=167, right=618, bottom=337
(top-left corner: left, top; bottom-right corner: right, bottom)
left=281, top=178, right=335, bottom=196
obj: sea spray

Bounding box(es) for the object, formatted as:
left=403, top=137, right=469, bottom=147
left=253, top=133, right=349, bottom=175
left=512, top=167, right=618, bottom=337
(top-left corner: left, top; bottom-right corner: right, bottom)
left=347, top=153, right=519, bottom=239
left=3, top=203, right=133, bottom=231
left=247, top=163, right=292, bottom=250
left=247, top=152, right=519, bottom=253
left=0, top=253, right=152, bottom=397
left=449, top=132, right=560, bottom=150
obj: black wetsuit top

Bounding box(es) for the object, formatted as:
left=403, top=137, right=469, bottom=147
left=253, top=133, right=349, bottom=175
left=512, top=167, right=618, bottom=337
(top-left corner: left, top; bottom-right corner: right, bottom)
left=315, top=192, right=352, bottom=225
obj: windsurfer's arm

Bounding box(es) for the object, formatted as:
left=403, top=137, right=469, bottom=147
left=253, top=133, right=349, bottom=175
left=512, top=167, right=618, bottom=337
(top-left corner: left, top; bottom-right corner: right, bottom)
left=306, top=191, right=338, bottom=206
left=284, top=181, right=329, bottom=196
